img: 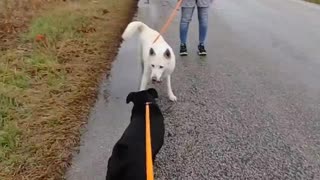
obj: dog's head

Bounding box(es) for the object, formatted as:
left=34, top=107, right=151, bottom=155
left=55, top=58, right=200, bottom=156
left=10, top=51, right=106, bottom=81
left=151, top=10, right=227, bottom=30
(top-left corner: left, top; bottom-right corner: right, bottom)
left=126, top=88, right=159, bottom=105
left=148, top=47, right=172, bottom=83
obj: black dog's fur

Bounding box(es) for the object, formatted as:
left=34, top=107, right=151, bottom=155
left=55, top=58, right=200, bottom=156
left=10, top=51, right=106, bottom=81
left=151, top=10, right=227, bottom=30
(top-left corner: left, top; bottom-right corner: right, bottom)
left=106, top=88, right=165, bottom=180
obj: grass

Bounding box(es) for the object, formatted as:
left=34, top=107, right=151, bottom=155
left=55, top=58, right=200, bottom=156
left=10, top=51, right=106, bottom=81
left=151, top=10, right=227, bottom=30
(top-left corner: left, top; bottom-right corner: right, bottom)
left=0, top=0, right=137, bottom=179
left=25, top=11, right=88, bottom=44
left=0, top=94, right=21, bottom=158
left=305, top=0, right=320, bottom=4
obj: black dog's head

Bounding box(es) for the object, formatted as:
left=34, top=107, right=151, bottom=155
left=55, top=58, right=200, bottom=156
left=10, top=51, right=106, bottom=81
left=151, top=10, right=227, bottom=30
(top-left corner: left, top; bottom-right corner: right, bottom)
left=126, top=88, right=158, bottom=105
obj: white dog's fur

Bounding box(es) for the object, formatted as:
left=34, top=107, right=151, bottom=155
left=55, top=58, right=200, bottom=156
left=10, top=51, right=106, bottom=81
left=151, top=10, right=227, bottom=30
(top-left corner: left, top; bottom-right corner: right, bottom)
left=121, top=21, right=177, bottom=101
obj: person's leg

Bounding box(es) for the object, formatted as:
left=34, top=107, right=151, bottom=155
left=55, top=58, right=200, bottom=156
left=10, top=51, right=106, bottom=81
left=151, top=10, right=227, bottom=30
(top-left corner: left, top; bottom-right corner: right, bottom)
left=179, top=7, right=195, bottom=56
left=197, top=7, right=209, bottom=56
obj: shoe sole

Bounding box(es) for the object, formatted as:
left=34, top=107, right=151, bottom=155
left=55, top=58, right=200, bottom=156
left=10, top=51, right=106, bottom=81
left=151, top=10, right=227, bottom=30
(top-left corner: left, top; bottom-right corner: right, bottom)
left=180, top=52, right=188, bottom=56
left=198, top=52, right=207, bottom=56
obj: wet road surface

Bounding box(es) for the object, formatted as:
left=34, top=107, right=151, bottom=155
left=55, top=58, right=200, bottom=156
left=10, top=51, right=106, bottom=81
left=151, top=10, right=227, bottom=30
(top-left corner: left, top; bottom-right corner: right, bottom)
left=66, top=0, right=320, bottom=179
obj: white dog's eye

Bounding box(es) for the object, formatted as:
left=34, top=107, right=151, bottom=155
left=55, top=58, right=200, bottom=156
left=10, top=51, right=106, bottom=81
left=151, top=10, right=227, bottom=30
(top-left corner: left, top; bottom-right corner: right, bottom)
left=151, top=64, right=155, bottom=68
left=159, top=66, right=164, bottom=69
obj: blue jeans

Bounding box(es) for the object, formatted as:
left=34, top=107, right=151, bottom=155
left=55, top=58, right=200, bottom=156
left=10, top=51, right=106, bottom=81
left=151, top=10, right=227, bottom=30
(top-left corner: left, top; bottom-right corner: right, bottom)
left=180, top=7, right=209, bottom=45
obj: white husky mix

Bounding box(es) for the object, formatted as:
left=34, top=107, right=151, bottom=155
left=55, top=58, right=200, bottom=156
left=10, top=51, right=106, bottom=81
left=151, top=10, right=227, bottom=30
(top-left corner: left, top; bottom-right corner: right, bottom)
left=121, top=21, right=177, bottom=101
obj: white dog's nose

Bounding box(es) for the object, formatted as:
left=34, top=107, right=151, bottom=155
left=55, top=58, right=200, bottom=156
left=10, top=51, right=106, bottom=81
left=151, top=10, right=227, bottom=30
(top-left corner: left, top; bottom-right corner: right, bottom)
left=152, top=77, right=157, bottom=83
left=152, top=77, right=161, bottom=83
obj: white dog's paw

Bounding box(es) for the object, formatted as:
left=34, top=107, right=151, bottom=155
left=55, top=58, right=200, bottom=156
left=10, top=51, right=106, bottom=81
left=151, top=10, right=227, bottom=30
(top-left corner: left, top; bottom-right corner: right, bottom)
left=169, top=94, right=177, bottom=102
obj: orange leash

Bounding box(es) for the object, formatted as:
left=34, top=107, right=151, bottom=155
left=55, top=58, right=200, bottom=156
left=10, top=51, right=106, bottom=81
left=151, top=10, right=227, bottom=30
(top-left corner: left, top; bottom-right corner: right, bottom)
left=145, top=102, right=154, bottom=180
left=152, top=0, right=184, bottom=44
left=146, top=1, right=184, bottom=178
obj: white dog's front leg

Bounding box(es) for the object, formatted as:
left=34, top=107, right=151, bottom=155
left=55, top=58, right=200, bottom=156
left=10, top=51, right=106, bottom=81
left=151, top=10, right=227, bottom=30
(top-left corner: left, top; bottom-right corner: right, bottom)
left=140, top=71, right=148, bottom=91
left=167, top=75, right=177, bottom=101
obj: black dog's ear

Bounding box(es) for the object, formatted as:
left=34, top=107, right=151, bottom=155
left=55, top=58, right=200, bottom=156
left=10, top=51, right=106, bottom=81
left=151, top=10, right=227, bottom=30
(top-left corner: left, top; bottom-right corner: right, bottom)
left=126, top=92, right=135, bottom=104
left=147, top=88, right=158, bottom=99
left=164, top=49, right=171, bottom=59
left=149, top=48, right=156, bottom=56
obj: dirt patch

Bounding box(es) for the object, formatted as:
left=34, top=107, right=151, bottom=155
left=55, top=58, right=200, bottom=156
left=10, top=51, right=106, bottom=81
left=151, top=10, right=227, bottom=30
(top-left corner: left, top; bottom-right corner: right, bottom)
left=0, top=0, right=138, bottom=179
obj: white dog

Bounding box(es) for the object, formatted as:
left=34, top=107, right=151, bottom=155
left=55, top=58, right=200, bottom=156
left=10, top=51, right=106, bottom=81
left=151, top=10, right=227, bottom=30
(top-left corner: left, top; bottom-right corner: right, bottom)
left=121, top=21, right=177, bottom=101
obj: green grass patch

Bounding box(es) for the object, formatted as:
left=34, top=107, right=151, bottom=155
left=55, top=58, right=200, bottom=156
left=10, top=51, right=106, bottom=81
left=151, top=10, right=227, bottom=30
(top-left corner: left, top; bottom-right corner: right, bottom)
left=0, top=122, right=20, bottom=161
left=0, top=93, right=22, bottom=163
left=0, top=68, right=31, bottom=89
left=25, top=51, right=58, bottom=74
left=24, top=10, right=89, bottom=45
left=0, top=52, right=31, bottom=89
left=305, top=0, right=320, bottom=4
left=0, top=94, right=18, bottom=127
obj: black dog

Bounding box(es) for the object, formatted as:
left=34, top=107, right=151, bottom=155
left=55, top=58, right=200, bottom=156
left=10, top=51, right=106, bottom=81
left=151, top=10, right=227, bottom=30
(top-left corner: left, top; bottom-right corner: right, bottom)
left=106, top=88, right=165, bottom=180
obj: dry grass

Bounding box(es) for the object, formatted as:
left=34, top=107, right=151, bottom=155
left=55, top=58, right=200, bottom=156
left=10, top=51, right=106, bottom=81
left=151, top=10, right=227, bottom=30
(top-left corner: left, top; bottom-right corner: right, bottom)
left=0, top=0, right=137, bottom=179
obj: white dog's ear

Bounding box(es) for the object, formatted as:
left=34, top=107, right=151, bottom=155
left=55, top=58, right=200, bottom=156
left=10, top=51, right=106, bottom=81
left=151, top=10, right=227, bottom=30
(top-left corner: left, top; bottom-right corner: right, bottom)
left=164, top=49, right=171, bottom=59
left=149, top=48, right=156, bottom=56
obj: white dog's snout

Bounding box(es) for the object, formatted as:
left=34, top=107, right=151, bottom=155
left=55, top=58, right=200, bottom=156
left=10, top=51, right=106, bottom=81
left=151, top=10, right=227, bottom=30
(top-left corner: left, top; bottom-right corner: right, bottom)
left=151, top=76, right=161, bottom=83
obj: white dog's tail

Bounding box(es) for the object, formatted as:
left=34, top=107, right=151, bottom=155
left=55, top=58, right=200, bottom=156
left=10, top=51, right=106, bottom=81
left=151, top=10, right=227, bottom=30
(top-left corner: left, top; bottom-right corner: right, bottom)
left=122, top=21, right=148, bottom=40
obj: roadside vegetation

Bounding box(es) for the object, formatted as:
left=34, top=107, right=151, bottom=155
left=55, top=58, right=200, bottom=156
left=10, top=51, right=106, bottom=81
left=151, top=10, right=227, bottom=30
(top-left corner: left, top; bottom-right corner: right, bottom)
left=305, top=0, right=320, bottom=4
left=0, top=0, right=137, bottom=179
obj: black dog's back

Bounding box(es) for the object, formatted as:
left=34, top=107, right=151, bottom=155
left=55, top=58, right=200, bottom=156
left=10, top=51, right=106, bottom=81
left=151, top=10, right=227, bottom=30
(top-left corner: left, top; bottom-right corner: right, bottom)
left=106, top=89, right=164, bottom=180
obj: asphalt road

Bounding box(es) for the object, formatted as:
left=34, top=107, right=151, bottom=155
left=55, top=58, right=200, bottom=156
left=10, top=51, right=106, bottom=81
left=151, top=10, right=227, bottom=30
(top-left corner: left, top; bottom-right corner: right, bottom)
left=66, top=0, right=320, bottom=179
